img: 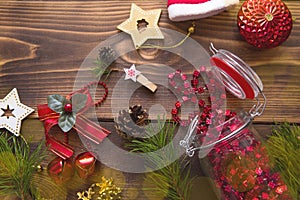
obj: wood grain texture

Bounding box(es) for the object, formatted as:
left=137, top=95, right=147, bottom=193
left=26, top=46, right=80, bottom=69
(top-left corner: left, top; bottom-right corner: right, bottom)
left=0, top=1, right=299, bottom=200
left=0, top=1, right=299, bottom=123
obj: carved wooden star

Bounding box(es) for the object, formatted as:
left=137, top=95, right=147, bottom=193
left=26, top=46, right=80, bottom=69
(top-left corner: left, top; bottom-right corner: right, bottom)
left=0, top=88, right=34, bottom=136
left=117, top=3, right=164, bottom=49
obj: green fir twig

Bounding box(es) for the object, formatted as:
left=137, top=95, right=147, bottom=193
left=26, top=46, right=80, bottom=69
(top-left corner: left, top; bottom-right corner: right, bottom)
left=0, top=131, right=46, bottom=200
left=126, top=117, right=194, bottom=200
left=267, top=123, right=300, bottom=199
left=92, top=47, right=116, bottom=80
left=92, top=58, right=112, bottom=79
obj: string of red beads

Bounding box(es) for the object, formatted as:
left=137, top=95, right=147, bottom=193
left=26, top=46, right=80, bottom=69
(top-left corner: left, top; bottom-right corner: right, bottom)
left=85, top=81, right=109, bottom=107
left=169, top=67, right=235, bottom=139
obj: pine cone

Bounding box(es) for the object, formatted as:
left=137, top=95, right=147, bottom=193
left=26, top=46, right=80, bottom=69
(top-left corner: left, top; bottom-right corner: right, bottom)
left=98, top=47, right=116, bottom=65
left=115, top=105, right=149, bottom=139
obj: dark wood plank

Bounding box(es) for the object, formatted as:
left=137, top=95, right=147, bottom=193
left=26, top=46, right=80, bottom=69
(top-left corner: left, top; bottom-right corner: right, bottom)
left=0, top=1, right=299, bottom=199
left=0, top=1, right=299, bottom=123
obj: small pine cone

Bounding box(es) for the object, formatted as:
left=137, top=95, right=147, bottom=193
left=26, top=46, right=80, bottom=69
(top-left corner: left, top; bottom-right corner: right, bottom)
left=115, top=105, right=148, bottom=139
left=98, top=47, right=116, bottom=65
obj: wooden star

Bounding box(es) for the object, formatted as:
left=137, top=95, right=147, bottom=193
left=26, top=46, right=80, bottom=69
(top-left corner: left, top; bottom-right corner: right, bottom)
left=117, top=3, right=164, bottom=49
left=0, top=88, right=34, bottom=136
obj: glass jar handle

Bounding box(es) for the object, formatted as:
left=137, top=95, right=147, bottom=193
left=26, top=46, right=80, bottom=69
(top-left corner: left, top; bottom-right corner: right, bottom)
left=209, top=43, right=267, bottom=117
left=181, top=111, right=252, bottom=158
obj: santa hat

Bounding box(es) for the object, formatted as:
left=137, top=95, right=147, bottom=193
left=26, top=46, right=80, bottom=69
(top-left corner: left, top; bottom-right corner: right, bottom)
left=168, top=0, right=239, bottom=21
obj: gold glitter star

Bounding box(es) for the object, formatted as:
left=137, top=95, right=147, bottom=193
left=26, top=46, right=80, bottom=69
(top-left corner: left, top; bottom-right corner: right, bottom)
left=117, top=3, right=164, bottom=49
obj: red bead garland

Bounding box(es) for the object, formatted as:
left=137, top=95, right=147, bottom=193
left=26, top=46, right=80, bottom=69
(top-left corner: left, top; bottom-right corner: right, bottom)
left=168, top=67, right=231, bottom=141
left=73, top=81, right=109, bottom=107
left=169, top=69, right=209, bottom=128
left=85, top=81, right=109, bottom=107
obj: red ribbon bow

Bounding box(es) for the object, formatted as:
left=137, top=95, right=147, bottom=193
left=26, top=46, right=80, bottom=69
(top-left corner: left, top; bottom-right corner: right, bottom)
left=38, top=82, right=111, bottom=159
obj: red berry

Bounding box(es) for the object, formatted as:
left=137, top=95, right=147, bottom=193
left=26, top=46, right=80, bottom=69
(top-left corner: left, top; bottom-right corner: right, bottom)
left=198, top=99, right=205, bottom=107
left=191, top=79, right=198, bottom=87
left=175, top=101, right=181, bottom=108
left=193, top=70, right=200, bottom=78
left=64, top=103, right=73, bottom=113
left=198, top=87, right=205, bottom=94
left=171, top=108, right=178, bottom=115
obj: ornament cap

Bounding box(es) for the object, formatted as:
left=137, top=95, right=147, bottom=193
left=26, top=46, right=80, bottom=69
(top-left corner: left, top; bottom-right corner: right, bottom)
left=265, top=13, right=273, bottom=22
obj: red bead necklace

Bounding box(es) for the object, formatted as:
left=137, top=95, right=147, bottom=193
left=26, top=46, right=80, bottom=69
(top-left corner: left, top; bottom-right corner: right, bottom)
left=169, top=67, right=234, bottom=142
left=168, top=68, right=211, bottom=134
left=73, top=81, right=109, bottom=107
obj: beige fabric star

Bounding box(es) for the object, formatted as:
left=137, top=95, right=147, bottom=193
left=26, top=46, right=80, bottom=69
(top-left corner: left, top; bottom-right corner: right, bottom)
left=0, top=88, right=34, bottom=136
left=117, top=3, right=164, bottom=49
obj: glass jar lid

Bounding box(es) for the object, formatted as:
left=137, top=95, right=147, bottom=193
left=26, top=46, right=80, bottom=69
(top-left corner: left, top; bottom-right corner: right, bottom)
left=210, top=43, right=263, bottom=99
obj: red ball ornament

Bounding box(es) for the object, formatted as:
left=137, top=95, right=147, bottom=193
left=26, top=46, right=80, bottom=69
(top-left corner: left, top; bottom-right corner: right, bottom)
left=237, top=0, right=293, bottom=48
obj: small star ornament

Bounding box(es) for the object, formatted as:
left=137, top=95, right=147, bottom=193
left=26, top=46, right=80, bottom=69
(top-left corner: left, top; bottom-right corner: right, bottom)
left=124, top=64, right=141, bottom=82
left=124, top=64, right=157, bottom=92
left=117, top=3, right=164, bottom=48
left=0, top=88, right=34, bottom=136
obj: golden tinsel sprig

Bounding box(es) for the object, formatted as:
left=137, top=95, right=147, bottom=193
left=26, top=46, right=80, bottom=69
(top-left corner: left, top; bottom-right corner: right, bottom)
left=77, top=176, right=122, bottom=200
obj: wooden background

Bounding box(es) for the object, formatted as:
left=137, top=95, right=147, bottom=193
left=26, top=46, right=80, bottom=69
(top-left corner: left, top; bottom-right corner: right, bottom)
left=0, top=0, right=299, bottom=199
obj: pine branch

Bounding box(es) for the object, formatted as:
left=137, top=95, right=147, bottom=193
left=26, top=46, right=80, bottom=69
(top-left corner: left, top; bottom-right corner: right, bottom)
left=126, top=118, right=194, bottom=200
left=92, top=47, right=116, bottom=80
left=0, top=131, right=47, bottom=200
left=92, top=58, right=112, bottom=79
left=267, top=123, right=300, bottom=199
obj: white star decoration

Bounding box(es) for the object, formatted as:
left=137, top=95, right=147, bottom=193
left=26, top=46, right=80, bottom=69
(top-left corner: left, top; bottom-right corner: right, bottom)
left=0, top=88, right=34, bottom=136
left=124, top=64, right=141, bottom=82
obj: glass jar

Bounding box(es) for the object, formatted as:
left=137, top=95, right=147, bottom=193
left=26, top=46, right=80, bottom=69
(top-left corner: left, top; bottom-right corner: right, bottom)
left=201, top=114, right=293, bottom=200
left=180, top=44, right=293, bottom=199
left=180, top=43, right=266, bottom=158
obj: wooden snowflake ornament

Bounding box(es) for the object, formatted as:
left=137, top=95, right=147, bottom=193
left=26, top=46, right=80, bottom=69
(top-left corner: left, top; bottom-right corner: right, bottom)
left=0, top=88, right=34, bottom=136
